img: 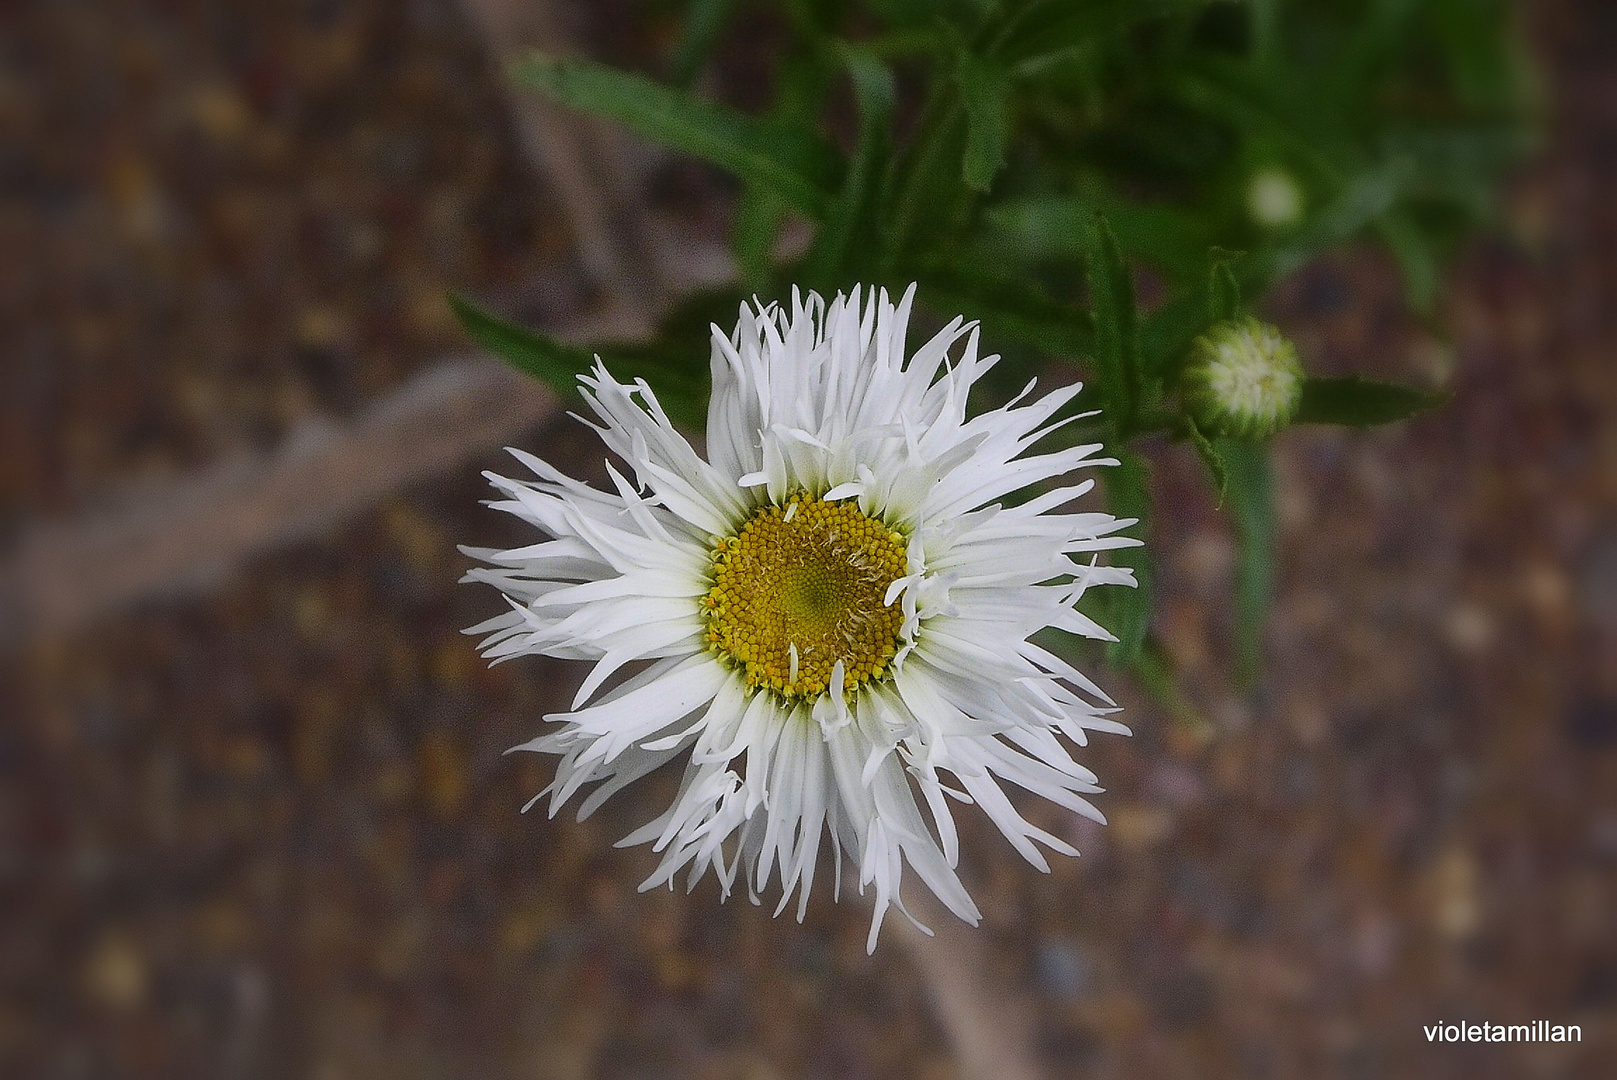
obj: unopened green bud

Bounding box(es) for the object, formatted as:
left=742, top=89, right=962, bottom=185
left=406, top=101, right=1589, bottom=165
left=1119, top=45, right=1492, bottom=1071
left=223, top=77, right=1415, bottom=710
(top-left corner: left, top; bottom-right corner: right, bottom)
left=1181, top=317, right=1303, bottom=440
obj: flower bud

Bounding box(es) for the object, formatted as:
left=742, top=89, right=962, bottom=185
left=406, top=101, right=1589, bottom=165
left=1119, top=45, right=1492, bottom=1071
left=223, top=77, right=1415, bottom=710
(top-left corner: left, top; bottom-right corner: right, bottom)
left=1181, top=317, right=1303, bottom=440
left=1247, top=167, right=1304, bottom=229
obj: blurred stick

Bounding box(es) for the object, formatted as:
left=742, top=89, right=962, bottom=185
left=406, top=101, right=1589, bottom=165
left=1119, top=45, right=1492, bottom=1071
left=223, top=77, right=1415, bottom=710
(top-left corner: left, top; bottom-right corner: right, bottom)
left=895, top=901, right=1047, bottom=1080
left=2, top=0, right=701, bottom=648
left=2, top=357, right=555, bottom=644
left=0, top=304, right=656, bottom=647
left=457, top=0, right=671, bottom=312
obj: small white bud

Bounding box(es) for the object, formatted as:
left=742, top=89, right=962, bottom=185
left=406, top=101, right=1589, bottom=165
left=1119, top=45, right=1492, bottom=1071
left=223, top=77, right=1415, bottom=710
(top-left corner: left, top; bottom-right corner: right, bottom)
left=1247, top=167, right=1304, bottom=229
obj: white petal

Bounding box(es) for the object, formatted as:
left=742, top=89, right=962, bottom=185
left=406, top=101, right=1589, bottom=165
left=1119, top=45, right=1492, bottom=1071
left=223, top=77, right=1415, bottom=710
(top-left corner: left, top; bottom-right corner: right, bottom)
left=465, top=282, right=1140, bottom=950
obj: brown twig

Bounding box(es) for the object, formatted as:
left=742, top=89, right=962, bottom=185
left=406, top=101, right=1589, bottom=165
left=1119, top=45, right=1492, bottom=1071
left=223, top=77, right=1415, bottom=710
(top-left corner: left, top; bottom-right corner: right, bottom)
left=457, top=0, right=671, bottom=313
left=1, top=357, right=556, bottom=644
left=895, top=901, right=1047, bottom=1080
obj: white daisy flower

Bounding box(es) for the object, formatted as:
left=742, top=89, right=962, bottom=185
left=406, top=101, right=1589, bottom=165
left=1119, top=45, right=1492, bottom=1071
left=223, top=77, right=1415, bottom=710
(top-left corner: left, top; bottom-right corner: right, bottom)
left=463, top=285, right=1140, bottom=951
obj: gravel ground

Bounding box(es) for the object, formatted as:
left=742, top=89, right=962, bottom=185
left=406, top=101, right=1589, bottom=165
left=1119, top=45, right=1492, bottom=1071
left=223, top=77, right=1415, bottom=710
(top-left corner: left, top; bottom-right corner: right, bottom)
left=3, top=1, right=1615, bottom=1078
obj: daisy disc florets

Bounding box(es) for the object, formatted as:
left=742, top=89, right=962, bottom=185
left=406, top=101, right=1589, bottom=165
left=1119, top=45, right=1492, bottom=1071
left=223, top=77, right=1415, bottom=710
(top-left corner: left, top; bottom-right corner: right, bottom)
left=463, top=285, right=1140, bottom=950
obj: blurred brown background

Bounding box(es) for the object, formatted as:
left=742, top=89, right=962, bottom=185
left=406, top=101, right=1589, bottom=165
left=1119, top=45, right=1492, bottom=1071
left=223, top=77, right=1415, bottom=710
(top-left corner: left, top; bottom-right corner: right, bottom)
left=1, top=1, right=1614, bottom=1077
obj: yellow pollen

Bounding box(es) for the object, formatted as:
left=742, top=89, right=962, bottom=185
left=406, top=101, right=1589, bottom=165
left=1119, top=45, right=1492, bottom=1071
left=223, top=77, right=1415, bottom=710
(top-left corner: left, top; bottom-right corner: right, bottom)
left=703, top=492, right=908, bottom=700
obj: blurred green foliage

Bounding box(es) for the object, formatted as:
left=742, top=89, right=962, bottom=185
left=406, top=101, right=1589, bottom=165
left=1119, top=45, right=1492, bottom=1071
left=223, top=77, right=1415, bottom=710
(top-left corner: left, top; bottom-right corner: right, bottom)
left=457, top=0, right=1532, bottom=692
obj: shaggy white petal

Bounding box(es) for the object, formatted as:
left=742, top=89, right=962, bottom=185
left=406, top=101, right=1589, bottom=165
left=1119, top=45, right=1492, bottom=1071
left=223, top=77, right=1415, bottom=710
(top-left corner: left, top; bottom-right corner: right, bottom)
left=466, top=284, right=1138, bottom=950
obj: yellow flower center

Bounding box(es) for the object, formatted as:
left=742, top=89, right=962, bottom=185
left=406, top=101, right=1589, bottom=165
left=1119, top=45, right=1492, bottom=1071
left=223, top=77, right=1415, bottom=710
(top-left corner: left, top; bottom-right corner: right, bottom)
left=703, top=492, right=908, bottom=699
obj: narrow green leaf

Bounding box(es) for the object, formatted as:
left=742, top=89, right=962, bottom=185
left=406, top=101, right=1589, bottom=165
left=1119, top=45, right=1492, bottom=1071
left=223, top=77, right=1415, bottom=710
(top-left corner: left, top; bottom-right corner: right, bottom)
left=1430, top=0, right=1528, bottom=111
left=985, top=195, right=1218, bottom=285
left=915, top=267, right=1094, bottom=358
left=996, top=0, right=1207, bottom=71
left=731, top=52, right=832, bottom=288
left=733, top=185, right=786, bottom=293
left=1334, top=0, right=1422, bottom=91
left=879, top=89, right=972, bottom=271
left=1220, top=438, right=1273, bottom=685
left=1382, top=124, right=1531, bottom=218
left=955, top=49, right=1010, bottom=191
left=597, top=342, right=710, bottom=431
left=450, top=292, right=710, bottom=431
left=1103, top=449, right=1152, bottom=668
left=1294, top=376, right=1447, bottom=427
left=448, top=293, right=594, bottom=401
left=1081, top=214, right=1142, bottom=428
left=867, top=0, right=997, bottom=31
left=1249, top=0, right=1281, bottom=67
left=980, top=196, right=1087, bottom=259
left=1141, top=289, right=1217, bottom=384
left=511, top=54, right=840, bottom=218
left=1208, top=255, right=1242, bottom=322
left=801, top=46, right=896, bottom=290
left=1375, top=210, right=1441, bottom=314
left=1131, top=635, right=1209, bottom=736
left=1183, top=415, right=1227, bottom=505
left=1173, top=62, right=1343, bottom=180
left=1263, top=160, right=1409, bottom=281
left=669, top=0, right=741, bottom=87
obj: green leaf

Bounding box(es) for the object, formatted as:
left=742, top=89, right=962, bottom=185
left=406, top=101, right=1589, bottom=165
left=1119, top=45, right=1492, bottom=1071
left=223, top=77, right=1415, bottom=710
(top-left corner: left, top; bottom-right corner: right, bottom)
left=980, top=196, right=1088, bottom=259
left=450, top=292, right=710, bottom=431
left=1103, top=448, right=1152, bottom=668
left=955, top=49, right=1010, bottom=191
left=1183, top=415, right=1227, bottom=504
left=995, top=0, right=1207, bottom=72
left=984, top=196, right=1219, bottom=285
left=733, top=184, right=786, bottom=293
left=1382, top=124, right=1531, bottom=219
left=731, top=51, right=832, bottom=289
left=1141, top=290, right=1215, bottom=384
left=867, top=0, right=996, bottom=31
left=1248, top=0, right=1281, bottom=67
left=596, top=342, right=710, bottom=431
left=1131, top=635, right=1208, bottom=736
left=449, top=292, right=594, bottom=401
left=802, top=46, right=896, bottom=290
left=669, top=0, right=742, bottom=87
left=1220, top=438, right=1273, bottom=685
left=1334, top=0, right=1423, bottom=91
left=1106, top=203, right=1224, bottom=287
left=915, top=266, right=1094, bottom=359
left=1081, top=214, right=1142, bottom=429
left=879, top=88, right=973, bottom=271
left=511, top=54, right=841, bottom=218
left=1375, top=210, right=1441, bottom=314
left=1263, top=160, right=1410, bottom=281
left=1173, top=61, right=1345, bottom=180
left=1430, top=0, right=1528, bottom=111
left=1294, top=376, right=1447, bottom=427
left=1208, top=255, right=1242, bottom=322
